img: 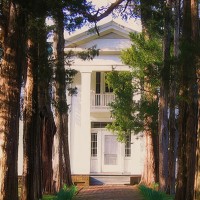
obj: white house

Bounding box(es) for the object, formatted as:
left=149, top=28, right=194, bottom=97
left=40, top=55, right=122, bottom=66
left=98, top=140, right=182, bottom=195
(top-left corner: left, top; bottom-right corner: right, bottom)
left=65, top=21, right=145, bottom=185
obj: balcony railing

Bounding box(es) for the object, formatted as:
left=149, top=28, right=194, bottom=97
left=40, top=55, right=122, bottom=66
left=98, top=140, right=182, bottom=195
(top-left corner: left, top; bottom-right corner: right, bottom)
left=91, top=93, right=115, bottom=111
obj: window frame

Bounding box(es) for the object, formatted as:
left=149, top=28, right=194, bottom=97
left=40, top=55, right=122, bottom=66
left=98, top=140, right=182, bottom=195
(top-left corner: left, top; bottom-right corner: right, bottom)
left=91, top=133, right=98, bottom=157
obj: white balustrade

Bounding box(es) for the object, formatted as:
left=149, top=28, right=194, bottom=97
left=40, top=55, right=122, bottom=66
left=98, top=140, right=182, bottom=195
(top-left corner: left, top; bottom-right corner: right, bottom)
left=91, top=93, right=115, bottom=111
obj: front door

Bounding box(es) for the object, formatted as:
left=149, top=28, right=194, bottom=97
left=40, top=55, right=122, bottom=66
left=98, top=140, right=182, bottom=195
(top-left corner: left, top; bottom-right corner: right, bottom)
left=102, top=134, right=120, bottom=172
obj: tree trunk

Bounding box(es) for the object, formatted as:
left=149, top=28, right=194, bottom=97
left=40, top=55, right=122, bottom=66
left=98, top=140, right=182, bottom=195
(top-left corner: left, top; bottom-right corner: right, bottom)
left=175, top=0, right=198, bottom=199
left=141, top=131, right=159, bottom=185
left=139, top=0, right=160, bottom=186
left=40, top=107, right=56, bottom=194
left=168, top=84, right=178, bottom=195
left=21, top=17, right=42, bottom=200
left=52, top=9, right=72, bottom=193
left=193, top=0, right=200, bottom=199
left=0, top=2, right=24, bottom=199
left=195, top=68, right=200, bottom=199
left=158, top=0, right=171, bottom=192
left=168, top=0, right=180, bottom=195
left=37, top=19, right=56, bottom=194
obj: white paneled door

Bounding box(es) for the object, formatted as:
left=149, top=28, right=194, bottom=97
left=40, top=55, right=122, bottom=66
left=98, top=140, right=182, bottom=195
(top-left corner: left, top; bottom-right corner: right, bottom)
left=102, top=134, right=120, bottom=172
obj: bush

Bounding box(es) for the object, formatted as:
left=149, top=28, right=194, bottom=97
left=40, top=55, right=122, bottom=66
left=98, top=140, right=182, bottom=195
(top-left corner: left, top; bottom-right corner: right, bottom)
left=56, top=184, right=77, bottom=200
left=42, top=195, right=56, bottom=200
left=138, top=185, right=174, bottom=200
left=42, top=185, right=77, bottom=200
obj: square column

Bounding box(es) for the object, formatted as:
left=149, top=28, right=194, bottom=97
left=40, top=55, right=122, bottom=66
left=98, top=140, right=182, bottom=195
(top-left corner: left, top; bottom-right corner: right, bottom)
left=75, top=71, right=91, bottom=174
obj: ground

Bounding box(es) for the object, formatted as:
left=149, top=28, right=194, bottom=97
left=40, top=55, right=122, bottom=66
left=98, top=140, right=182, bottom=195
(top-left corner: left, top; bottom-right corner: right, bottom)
left=74, top=185, right=144, bottom=200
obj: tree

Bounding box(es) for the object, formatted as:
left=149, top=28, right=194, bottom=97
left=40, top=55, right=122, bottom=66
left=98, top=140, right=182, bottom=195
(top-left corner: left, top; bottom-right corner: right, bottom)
left=52, top=6, right=73, bottom=191
left=106, top=71, right=141, bottom=141
left=175, top=0, right=199, bottom=199
left=158, top=0, right=172, bottom=192
left=21, top=17, right=44, bottom=200
left=168, top=0, right=180, bottom=195
left=38, top=21, right=56, bottom=195
left=120, top=31, right=163, bottom=185
left=195, top=66, right=200, bottom=198
left=0, top=1, right=26, bottom=199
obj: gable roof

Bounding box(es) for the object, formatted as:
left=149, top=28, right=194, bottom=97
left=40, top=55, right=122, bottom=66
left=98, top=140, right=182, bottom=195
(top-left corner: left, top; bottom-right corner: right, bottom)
left=65, top=21, right=138, bottom=48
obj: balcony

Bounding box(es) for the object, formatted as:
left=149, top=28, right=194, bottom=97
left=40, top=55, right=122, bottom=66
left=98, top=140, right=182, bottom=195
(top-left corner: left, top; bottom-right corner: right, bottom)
left=91, top=92, right=115, bottom=112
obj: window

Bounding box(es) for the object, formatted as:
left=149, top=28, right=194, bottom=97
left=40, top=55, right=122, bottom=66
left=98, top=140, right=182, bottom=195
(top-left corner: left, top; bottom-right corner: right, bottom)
left=91, top=133, right=97, bottom=157
left=96, top=72, right=101, bottom=94
left=125, top=135, right=131, bottom=157
left=95, top=72, right=101, bottom=106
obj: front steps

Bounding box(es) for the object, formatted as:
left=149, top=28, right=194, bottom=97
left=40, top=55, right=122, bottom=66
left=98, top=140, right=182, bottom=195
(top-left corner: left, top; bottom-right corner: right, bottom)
left=72, top=174, right=141, bottom=186
left=90, top=175, right=141, bottom=185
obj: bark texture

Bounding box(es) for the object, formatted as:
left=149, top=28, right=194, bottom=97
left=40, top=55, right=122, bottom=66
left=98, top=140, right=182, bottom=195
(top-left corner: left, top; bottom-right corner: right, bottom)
left=195, top=67, right=200, bottom=199
left=158, top=0, right=172, bottom=192
left=175, top=0, right=198, bottom=199
left=21, top=18, right=42, bottom=200
left=193, top=0, right=200, bottom=198
left=142, top=132, right=159, bottom=185
left=52, top=9, right=72, bottom=192
left=0, top=2, right=24, bottom=199
left=168, top=0, right=180, bottom=195
left=139, top=0, right=159, bottom=186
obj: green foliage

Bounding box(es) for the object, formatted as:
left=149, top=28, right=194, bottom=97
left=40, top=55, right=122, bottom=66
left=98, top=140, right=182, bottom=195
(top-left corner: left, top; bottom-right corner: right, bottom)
left=106, top=71, right=143, bottom=141
left=121, top=32, right=162, bottom=85
left=56, top=184, right=77, bottom=200
left=139, top=185, right=174, bottom=200
left=121, top=32, right=162, bottom=135
left=77, top=45, right=99, bottom=61
left=42, top=195, right=57, bottom=200
left=42, top=185, right=77, bottom=200
left=106, top=33, right=162, bottom=141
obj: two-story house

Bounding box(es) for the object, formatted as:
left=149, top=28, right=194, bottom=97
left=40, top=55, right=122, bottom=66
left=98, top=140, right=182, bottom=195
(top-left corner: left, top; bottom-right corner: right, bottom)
left=65, top=21, right=145, bottom=185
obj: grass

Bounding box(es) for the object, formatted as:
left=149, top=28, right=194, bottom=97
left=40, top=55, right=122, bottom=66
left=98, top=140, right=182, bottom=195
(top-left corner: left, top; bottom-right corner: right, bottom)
left=138, top=185, right=174, bottom=200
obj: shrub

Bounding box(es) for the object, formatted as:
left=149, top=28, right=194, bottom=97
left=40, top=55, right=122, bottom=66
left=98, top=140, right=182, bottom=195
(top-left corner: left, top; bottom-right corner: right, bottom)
left=42, top=195, right=56, bottom=200
left=42, top=185, right=77, bottom=200
left=138, top=185, right=174, bottom=200
left=56, top=184, right=77, bottom=200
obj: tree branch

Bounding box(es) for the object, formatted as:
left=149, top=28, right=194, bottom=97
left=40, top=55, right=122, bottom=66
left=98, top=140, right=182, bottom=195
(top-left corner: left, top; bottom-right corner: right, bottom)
left=86, top=0, right=126, bottom=23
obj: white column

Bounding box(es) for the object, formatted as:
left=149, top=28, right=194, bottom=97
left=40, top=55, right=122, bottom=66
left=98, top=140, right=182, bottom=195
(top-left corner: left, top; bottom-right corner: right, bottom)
left=78, top=71, right=91, bottom=174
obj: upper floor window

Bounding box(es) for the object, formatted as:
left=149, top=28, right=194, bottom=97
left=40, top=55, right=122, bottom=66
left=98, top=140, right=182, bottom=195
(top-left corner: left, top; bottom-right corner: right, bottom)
left=96, top=72, right=101, bottom=94
left=95, top=72, right=113, bottom=94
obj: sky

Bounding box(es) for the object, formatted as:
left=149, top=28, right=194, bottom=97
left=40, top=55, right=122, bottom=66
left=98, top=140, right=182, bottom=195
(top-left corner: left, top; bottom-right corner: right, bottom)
left=46, top=0, right=142, bottom=39
left=90, top=0, right=141, bottom=30
left=64, top=0, right=142, bottom=37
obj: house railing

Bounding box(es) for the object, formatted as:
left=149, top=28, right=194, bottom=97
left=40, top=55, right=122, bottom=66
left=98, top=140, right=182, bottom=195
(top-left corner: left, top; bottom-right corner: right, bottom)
left=91, top=92, right=115, bottom=111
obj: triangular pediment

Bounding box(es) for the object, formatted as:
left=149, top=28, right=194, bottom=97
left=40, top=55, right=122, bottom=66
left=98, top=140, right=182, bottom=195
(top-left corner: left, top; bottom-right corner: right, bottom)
left=65, top=21, right=138, bottom=48
left=99, top=32, right=127, bottom=39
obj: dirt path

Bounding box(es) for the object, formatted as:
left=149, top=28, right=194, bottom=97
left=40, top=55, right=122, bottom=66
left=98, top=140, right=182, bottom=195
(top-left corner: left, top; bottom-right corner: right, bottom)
left=74, top=185, right=144, bottom=200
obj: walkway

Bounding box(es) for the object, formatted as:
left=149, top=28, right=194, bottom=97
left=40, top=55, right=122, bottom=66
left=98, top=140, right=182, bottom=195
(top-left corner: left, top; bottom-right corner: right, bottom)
left=74, top=185, right=144, bottom=200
